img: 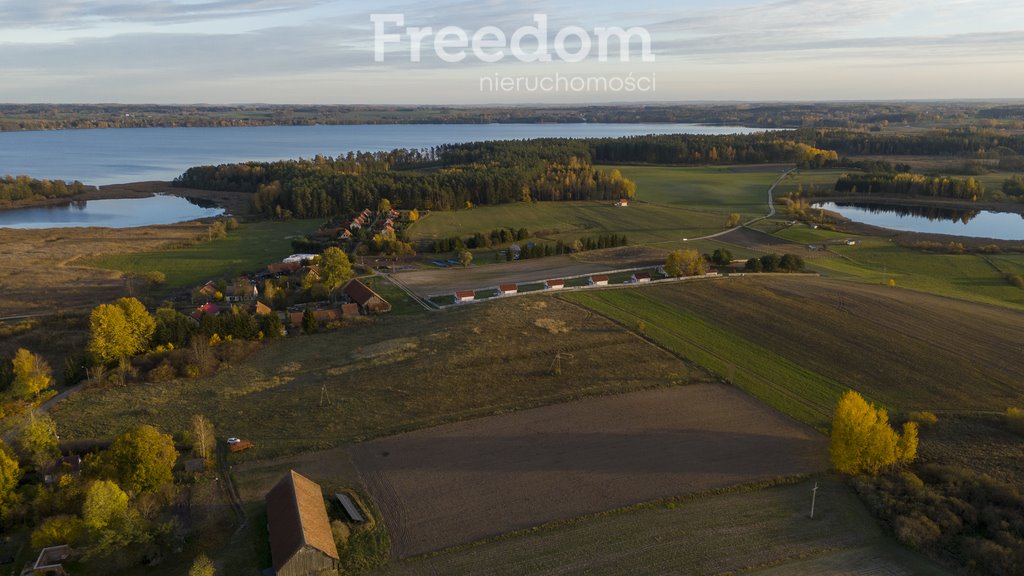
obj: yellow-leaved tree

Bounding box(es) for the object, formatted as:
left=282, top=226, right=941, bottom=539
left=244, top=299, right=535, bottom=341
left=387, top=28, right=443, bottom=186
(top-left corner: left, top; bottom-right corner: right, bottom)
left=830, top=390, right=917, bottom=475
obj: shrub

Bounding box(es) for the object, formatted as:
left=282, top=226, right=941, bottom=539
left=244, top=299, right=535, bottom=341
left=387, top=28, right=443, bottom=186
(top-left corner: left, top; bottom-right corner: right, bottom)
left=1006, top=407, right=1024, bottom=435
left=146, top=361, right=176, bottom=383
left=907, top=411, right=938, bottom=427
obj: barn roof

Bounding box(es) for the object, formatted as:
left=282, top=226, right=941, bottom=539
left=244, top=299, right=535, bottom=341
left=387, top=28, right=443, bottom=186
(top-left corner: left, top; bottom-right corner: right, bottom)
left=265, top=470, right=339, bottom=572
left=498, top=283, right=518, bottom=292
left=343, top=279, right=384, bottom=306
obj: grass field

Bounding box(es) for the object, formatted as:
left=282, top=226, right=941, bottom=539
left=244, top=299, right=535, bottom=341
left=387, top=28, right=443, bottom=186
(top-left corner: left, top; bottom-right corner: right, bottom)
left=812, top=238, right=1024, bottom=309
left=86, top=219, right=323, bottom=288
left=352, top=384, right=826, bottom=558
left=409, top=166, right=779, bottom=249
left=49, top=295, right=714, bottom=458
left=567, top=286, right=846, bottom=429
left=374, top=476, right=948, bottom=576
left=567, top=276, right=1024, bottom=429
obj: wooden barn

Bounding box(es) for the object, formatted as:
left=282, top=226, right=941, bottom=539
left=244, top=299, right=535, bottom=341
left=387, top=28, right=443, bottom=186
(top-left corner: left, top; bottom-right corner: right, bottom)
left=265, top=470, right=340, bottom=576
left=343, top=279, right=392, bottom=314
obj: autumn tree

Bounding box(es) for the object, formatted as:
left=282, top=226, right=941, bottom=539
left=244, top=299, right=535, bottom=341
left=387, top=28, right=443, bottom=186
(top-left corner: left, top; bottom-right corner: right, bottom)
left=378, top=197, right=392, bottom=214
left=189, top=553, right=217, bottom=576
left=726, top=213, right=742, bottom=227
left=830, top=390, right=917, bottom=475
left=10, top=348, right=52, bottom=399
left=116, top=297, right=155, bottom=351
left=665, top=249, right=706, bottom=277
left=408, top=208, right=419, bottom=222
left=88, top=305, right=134, bottom=365
left=191, top=415, right=215, bottom=464
left=31, top=515, right=85, bottom=548
left=319, top=247, right=353, bottom=293
left=82, top=480, right=129, bottom=530
left=0, top=440, right=22, bottom=522
left=101, top=425, right=178, bottom=494
left=459, top=249, right=473, bottom=268
left=664, top=251, right=684, bottom=277
left=17, top=414, right=60, bottom=470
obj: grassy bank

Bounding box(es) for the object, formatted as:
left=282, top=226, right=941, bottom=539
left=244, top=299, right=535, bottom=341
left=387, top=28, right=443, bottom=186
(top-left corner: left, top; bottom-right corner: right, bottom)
left=87, top=219, right=323, bottom=288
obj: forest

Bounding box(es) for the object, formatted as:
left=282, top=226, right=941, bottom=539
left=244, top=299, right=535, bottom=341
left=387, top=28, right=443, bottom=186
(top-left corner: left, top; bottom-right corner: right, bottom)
left=834, top=173, right=984, bottom=200
left=174, top=133, right=837, bottom=218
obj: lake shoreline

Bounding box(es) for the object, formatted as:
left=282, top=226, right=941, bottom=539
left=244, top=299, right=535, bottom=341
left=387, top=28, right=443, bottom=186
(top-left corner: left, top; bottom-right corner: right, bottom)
left=808, top=194, right=1024, bottom=216
left=0, top=181, right=253, bottom=217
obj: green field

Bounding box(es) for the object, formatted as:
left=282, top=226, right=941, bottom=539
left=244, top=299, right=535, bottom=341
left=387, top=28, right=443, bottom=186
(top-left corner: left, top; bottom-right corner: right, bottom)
left=810, top=238, right=1024, bottom=309
left=773, top=169, right=849, bottom=197
left=567, top=288, right=845, bottom=429
left=87, top=219, right=323, bottom=288
left=410, top=166, right=779, bottom=249
left=376, top=476, right=947, bottom=576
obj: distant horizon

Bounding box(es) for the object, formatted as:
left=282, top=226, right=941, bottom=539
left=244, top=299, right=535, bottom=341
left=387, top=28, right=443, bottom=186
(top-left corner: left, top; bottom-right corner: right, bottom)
left=5, top=99, right=1024, bottom=107
left=2, top=1, right=1022, bottom=104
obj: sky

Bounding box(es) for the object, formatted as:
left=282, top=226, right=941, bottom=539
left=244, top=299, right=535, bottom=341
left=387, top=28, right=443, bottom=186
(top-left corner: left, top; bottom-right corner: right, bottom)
left=0, top=0, right=1022, bottom=104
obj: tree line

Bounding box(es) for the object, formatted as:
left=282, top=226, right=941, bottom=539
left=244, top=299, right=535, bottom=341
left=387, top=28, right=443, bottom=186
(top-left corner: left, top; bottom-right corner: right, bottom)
left=834, top=173, right=984, bottom=200
left=0, top=175, right=89, bottom=206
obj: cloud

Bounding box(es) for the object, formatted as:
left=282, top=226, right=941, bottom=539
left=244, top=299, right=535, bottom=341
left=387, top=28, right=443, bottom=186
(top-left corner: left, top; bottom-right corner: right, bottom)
left=0, top=0, right=333, bottom=27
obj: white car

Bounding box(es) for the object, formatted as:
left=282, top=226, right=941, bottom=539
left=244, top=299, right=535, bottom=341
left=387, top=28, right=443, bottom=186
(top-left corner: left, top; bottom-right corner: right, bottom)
left=226, top=437, right=240, bottom=445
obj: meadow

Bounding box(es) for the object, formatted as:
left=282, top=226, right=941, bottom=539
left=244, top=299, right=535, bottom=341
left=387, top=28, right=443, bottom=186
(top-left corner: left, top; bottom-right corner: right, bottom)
left=87, top=218, right=323, bottom=289
left=49, top=295, right=712, bottom=458
left=409, top=166, right=779, bottom=249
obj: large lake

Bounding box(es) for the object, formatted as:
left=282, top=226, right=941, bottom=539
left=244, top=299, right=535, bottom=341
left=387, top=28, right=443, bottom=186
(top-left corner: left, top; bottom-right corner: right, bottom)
left=0, top=123, right=758, bottom=186
left=815, top=202, right=1024, bottom=241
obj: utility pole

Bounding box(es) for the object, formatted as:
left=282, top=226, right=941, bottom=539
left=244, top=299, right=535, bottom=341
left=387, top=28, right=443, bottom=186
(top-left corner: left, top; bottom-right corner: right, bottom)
left=810, top=481, right=819, bottom=519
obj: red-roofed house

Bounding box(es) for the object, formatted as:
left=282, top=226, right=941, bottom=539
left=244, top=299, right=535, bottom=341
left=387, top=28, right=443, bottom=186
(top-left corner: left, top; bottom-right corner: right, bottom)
left=498, top=283, right=518, bottom=296
left=546, top=279, right=565, bottom=290
left=455, top=290, right=475, bottom=302
left=589, top=275, right=609, bottom=286
left=631, top=272, right=652, bottom=283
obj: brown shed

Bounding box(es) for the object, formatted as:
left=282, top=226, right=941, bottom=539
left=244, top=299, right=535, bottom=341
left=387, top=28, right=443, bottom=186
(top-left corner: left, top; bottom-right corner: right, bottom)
left=266, top=470, right=340, bottom=576
left=343, top=279, right=392, bottom=314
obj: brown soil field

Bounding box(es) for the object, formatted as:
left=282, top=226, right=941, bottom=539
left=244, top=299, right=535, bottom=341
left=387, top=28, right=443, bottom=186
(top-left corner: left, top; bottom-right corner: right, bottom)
left=350, top=384, right=827, bottom=558
left=393, top=246, right=664, bottom=298
left=639, top=276, right=1024, bottom=412
left=716, top=226, right=832, bottom=258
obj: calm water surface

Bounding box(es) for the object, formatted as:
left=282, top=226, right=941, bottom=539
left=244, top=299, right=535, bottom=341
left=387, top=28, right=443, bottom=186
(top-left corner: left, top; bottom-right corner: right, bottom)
left=0, top=195, right=224, bottom=229
left=814, top=202, right=1024, bottom=240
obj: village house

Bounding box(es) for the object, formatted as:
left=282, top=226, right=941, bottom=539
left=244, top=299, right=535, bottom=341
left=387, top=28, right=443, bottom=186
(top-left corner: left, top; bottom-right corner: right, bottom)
left=189, top=302, right=220, bottom=322
left=455, top=290, right=475, bottom=303
left=265, top=470, right=339, bottom=576
left=197, top=280, right=219, bottom=300
left=546, top=279, right=566, bottom=290
left=589, top=274, right=609, bottom=286
left=498, top=283, right=518, bottom=296
left=286, top=305, right=358, bottom=327
left=267, top=261, right=302, bottom=276
left=631, top=272, right=652, bottom=284
left=615, top=198, right=629, bottom=207
left=343, top=279, right=392, bottom=314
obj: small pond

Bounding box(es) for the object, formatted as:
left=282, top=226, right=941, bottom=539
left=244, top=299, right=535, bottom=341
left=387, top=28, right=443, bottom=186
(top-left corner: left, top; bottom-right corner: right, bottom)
left=813, top=202, right=1024, bottom=241
left=0, top=195, right=224, bottom=229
